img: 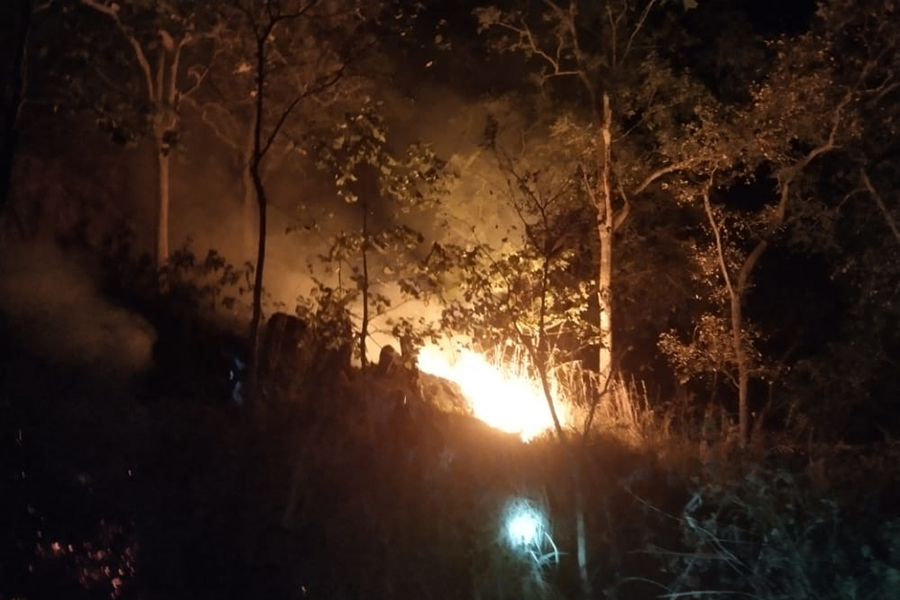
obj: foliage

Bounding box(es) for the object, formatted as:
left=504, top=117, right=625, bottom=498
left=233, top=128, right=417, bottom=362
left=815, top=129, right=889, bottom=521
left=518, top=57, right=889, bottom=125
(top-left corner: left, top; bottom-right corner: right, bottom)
left=40, top=0, right=215, bottom=145
left=646, top=457, right=900, bottom=600
left=311, top=103, right=449, bottom=362
left=293, top=282, right=356, bottom=351
left=438, top=118, right=595, bottom=360
left=159, top=242, right=253, bottom=315
left=659, top=313, right=766, bottom=387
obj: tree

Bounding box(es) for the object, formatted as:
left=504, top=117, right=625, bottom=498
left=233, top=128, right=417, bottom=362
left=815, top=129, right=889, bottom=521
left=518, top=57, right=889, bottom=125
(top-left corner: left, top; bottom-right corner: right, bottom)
left=179, top=0, right=366, bottom=264
left=179, top=82, right=258, bottom=262
left=776, top=0, right=900, bottom=440
left=468, top=6, right=721, bottom=593
left=73, top=0, right=225, bottom=267
left=473, top=0, right=707, bottom=392
left=230, top=0, right=374, bottom=396
left=315, top=106, right=447, bottom=367
left=670, top=0, right=900, bottom=446
left=441, top=116, right=595, bottom=423
left=437, top=115, right=614, bottom=598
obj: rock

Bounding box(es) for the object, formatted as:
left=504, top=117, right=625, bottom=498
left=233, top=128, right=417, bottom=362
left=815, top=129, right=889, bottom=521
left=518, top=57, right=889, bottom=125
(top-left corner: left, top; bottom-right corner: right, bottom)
left=419, top=372, right=471, bottom=416
left=259, top=312, right=351, bottom=401
left=375, top=344, right=400, bottom=376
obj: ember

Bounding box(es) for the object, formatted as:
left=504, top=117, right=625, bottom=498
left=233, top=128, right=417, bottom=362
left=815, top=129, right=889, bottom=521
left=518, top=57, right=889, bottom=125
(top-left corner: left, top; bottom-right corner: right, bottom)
left=417, top=345, right=567, bottom=441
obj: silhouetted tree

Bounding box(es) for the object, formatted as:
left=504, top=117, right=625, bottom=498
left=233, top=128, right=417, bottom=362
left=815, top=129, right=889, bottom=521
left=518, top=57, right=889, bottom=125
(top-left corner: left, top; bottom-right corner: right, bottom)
left=229, top=0, right=377, bottom=398
left=74, top=0, right=225, bottom=267
left=315, top=105, right=447, bottom=366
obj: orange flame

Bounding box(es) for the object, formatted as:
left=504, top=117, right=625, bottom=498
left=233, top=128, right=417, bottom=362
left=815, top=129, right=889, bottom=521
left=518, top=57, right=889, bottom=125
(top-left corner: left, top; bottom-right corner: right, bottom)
left=417, top=345, right=566, bottom=441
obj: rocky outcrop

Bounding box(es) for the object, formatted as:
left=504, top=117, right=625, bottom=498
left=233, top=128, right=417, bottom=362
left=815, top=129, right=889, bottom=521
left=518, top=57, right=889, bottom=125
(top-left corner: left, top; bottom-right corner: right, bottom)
left=259, top=312, right=351, bottom=401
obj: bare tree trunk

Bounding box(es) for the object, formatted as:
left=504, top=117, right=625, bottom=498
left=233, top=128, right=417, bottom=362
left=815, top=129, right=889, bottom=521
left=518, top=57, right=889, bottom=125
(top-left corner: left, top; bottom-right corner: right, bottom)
left=249, top=166, right=267, bottom=367
left=729, top=290, right=750, bottom=445
left=703, top=178, right=765, bottom=448
left=359, top=195, right=369, bottom=368
left=247, top=35, right=269, bottom=402
left=595, top=93, right=614, bottom=390
left=242, top=121, right=256, bottom=261
left=528, top=257, right=591, bottom=599
left=156, top=140, right=171, bottom=266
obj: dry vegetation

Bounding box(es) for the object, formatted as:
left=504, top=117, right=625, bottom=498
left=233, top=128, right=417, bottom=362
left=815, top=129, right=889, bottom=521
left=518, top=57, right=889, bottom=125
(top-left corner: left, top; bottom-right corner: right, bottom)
left=3, top=277, right=898, bottom=600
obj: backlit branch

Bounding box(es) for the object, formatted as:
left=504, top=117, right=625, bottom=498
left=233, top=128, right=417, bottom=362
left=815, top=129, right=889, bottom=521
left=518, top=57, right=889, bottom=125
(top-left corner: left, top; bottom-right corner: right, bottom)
left=701, top=173, right=735, bottom=300
left=80, top=0, right=155, bottom=103
left=622, top=0, right=657, bottom=64
left=259, top=60, right=349, bottom=158
left=772, top=62, right=862, bottom=227
left=632, top=159, right=696, bottom=196
left=861, top=167, right=900, bottom=245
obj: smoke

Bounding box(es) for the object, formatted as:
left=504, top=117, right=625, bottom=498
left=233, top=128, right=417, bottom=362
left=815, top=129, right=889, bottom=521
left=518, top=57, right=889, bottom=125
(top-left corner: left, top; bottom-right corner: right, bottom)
left=6, top=80, right=536, bottom=368
left=380, top=87, right=534, bottom=251
left=0, top=241, right=156, bottom=378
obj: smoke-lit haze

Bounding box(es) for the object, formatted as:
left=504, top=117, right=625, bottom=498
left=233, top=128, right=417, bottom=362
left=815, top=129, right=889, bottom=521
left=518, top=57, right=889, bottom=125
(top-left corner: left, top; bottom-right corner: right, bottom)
left=165, top=85, right=534, bottom=355
left=7, top=80, right=536, bottom=360
left=0, top=241, right=156, bottom=377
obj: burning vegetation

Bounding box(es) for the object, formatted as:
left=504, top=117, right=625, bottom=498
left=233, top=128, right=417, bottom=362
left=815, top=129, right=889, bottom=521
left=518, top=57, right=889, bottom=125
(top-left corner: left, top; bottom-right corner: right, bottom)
left=417, top=344, right=570, bottom=442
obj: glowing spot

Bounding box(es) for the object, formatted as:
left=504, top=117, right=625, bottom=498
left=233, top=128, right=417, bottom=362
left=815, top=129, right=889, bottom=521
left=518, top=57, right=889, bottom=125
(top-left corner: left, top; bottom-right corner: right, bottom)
left=507, top=511, right=540, bottom=546
left=417, top=345, right=566, bottom=441
left=502, top=498, right=559, bottom=566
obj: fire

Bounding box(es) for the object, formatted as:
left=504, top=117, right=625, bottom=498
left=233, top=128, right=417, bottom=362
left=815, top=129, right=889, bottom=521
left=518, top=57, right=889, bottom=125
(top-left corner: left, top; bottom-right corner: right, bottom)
left=417, top=345, right=566, bottom=442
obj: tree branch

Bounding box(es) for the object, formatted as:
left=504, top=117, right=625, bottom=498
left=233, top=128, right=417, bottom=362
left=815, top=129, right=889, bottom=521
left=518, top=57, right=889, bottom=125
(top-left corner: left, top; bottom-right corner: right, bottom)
left=80, top=0, right=156, bottom=102
left=861, top=167, right=900, bottom=245
left=613, top=180, right=630, bottom=231
left=259, top=61, right=348, bottom=158
left=180, top=97, right=244, bottom=150
left=773, top=72, right=857, bottom=226
left=736, top=238, right=768, bottom=297
left=632, top=159, right=696, bottom=196
left=701, top=173, right=736, bottom=300
left=167, top=33, right=190, bottom=105
left=622, top=0, right=657, bottom=64
left=155, top=44, right=166, bottom=104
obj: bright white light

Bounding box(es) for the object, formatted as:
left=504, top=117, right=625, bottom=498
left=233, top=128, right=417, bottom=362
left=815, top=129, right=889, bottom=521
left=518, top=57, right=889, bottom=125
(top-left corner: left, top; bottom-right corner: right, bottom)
left=417, top=345, right=567, bottom=441
left=502, top=499, right=560, bottom=567
left=507, top=511, right=540, bottom=546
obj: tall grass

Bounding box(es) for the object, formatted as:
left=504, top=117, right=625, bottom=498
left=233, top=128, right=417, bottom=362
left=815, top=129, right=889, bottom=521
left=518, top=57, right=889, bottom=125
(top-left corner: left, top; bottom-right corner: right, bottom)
left=551, top=361, right=659, bottom=447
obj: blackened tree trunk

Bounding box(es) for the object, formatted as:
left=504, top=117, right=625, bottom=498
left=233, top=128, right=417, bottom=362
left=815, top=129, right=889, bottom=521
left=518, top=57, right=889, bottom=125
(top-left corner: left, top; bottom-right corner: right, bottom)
left=359, top=193, right=370, bottom=368
left=248, top=33, right=270, bottom=400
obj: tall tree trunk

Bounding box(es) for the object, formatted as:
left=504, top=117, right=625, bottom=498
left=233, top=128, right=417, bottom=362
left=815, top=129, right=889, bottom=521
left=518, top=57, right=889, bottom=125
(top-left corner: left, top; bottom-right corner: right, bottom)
left=247, top=36, right=269, bottom=402
left=242, top=120, right=256, bottom=261
left=248, top=163, right=267, bottom=402
left=729, top=288, right=750, bottom=445
left=156, top=140, right=171, bottom=266
left=732, top=239, right=768, bottom=447
left=595, top=93, right=614, bottom=388
left=359, top=195, right=369, bottom=368
left=536, top=359, right=590, bottom=598
left=704, top=179, right=766, bottom=448
left=0, top=0, right=30, bottom=212
left=80, top=1, right=189, bottom=269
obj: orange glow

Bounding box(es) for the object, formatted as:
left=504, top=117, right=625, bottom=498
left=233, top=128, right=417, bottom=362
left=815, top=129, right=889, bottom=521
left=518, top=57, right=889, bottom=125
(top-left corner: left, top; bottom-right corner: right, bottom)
left=417, top=345, right=567, bottom=441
